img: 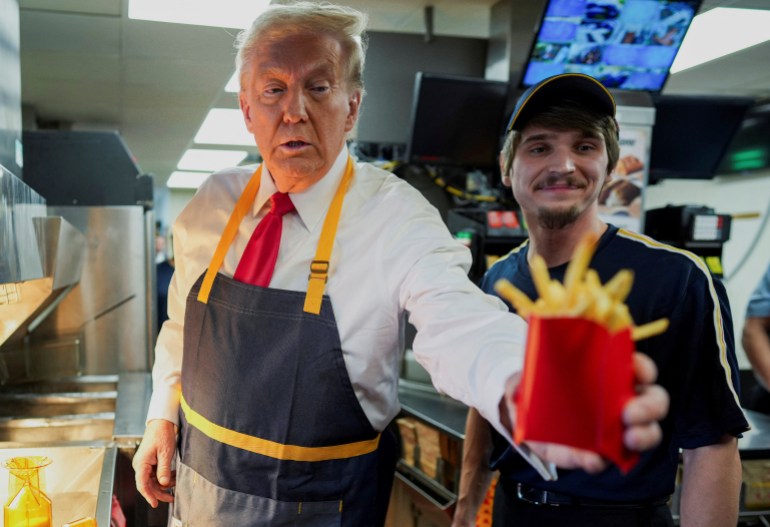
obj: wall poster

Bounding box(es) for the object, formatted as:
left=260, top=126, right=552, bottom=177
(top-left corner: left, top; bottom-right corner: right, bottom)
left=598, top=124, right=650, bottom=233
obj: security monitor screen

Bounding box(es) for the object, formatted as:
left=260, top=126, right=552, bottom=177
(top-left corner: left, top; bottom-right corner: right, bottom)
left=522, top=0, right=702, bottom=91
left=407, top=73, right=509, bottom=170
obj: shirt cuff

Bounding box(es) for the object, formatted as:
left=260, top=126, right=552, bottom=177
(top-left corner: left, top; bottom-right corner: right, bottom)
left=481, top=359, right=558, bottom=482
left=146, top=383, right=181, bottom=426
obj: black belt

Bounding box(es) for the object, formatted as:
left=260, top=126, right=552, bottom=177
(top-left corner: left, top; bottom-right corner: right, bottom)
left=515, top=483, right=670, bottom=509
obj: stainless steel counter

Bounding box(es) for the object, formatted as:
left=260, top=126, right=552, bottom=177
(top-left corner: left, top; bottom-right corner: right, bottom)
left=0, top=372, right=154, bottom=527
left=113, top=371, right=152, bottom=444
left=0, top=374, right=120, bottom=525
left=399, top=381, right=770, bottom=457
left=398, top=380, right=468, bottom=440
left=0, top=441, right=116, bottom=526
left=737, top=409, right=770, bottom=459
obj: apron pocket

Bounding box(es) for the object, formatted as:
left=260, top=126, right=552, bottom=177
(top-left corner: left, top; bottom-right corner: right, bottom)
left=172, top=462, right=342, bottom=527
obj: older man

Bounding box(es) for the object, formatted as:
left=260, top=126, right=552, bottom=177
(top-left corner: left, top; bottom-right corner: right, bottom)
left=133, top=5, right=667, bottom=526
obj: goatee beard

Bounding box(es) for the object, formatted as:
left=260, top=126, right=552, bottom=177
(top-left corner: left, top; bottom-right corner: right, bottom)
left=537, top=206, right=580, bottom=230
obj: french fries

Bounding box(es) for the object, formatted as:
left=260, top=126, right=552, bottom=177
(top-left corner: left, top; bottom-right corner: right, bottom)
left=494, top=232, right=668, bottom=341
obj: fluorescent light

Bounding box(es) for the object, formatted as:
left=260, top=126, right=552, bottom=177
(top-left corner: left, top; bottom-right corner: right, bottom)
left=167, top=171, right=211, bottom=189
left=225, top=72, right=240, bottom=93
left=129, top=0, right=269, bottom=29
left=194, top=109, right=253, bottom=146
left=178, top=149, right=248, bottom=171
left=671, top=8, right=770, bottom=73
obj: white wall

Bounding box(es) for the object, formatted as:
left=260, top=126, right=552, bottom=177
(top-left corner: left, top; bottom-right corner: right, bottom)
left=644, top=170, right=770, bottom=369
left=167, top=188, right=197, bottom=233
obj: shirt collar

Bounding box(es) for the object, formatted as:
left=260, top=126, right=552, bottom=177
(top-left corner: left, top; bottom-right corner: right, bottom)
left=255, top=146, right=350, bottom=233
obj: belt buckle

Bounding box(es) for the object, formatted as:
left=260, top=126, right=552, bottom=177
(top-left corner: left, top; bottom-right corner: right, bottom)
left=516, top=483, right=559, bottom=507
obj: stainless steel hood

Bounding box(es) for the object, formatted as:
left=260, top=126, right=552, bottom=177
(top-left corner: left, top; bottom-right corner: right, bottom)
left=0, top=168, right=86, bottom=351
left=1, top=166, right=46, bottom=283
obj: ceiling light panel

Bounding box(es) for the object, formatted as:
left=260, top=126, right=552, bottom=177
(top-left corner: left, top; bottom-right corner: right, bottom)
left=178, top=149, right=248, bottom=171
left=167, top=171, right=211, bottom=189
left=671, top=8, right=770, bottom=73
left=195, top=109, right=253, bottom=146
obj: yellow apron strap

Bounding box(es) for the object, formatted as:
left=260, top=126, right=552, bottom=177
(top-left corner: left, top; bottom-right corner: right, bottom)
left=303, top=156, right=355, bottom=314
left=181, top=392, right=380, bottom=461
left=197, top=157, right=354, bottom=312
left=197, top=165, right=263, bottom=304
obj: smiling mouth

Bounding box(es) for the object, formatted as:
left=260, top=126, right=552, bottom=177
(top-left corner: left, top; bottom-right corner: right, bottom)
left=536, top=176, right=585, bottom=191
left=538, top=182, right=580, bottom=190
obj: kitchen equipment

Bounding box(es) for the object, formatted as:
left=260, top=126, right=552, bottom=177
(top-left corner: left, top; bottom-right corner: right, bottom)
left=645, top=204, right=732, bottom=277
left=2, top=132, right=158, bottom=525
left=0, top=445, right=114, bottom=527
left=3, top=455, right=53, bottom=527
left=0, top=169, right=87, bottom=382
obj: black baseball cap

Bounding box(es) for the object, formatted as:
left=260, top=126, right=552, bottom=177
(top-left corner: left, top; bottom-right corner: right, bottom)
left=506, top=73, right=616, bottom=133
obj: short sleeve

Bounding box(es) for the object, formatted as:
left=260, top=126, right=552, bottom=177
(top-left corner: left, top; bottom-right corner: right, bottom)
left=746, top=266, right=770, bottom=318
left=670, top=270, right=748, bottom=448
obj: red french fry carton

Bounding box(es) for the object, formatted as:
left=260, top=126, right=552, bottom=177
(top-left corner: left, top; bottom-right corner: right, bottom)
left=513, top=315, right=640, bottom=473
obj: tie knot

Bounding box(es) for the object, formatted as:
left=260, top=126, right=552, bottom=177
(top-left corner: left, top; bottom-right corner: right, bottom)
left=269, top=192, right=295, bottom=217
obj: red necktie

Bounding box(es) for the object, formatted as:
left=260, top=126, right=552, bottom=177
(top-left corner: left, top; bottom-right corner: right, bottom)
left=233, top=192, right=295, bottom=287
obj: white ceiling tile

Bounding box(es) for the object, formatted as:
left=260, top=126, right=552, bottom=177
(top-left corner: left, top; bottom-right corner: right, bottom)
left=21, top=52, right=121, bottom=84
left=124, top=19, right=238, bottom=61
left=122, top=57, right=231, bottom=91
left=20, top=0, right=122, bottom=17
left=20, top=10, right=121, bottom=53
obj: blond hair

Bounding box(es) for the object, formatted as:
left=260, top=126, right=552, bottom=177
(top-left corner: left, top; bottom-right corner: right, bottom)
left=235, top=1, right=368, bottom=92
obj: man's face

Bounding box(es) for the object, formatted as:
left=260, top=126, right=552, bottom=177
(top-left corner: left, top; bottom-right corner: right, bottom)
left=239, top=32, right=361, bottom=193
left=510, top=125, right=609, bottom=230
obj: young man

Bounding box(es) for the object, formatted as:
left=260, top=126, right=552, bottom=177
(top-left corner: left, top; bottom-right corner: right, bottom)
left=453, top=73, right=748, bottom=527
left=132, top=4, right=668, bottom=523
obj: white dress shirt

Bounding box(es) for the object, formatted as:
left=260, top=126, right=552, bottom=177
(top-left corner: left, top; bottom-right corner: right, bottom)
left=148, top=147, right=550, bottom=476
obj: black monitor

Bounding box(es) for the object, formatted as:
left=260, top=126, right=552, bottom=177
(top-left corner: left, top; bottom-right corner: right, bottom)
left=648, top=95, right=754, bottom=184
left=406, top=73, right=509, bottom=170
left=521, top=0, right=702, bottom=91
left=718, top=103, right=770, bottom=174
